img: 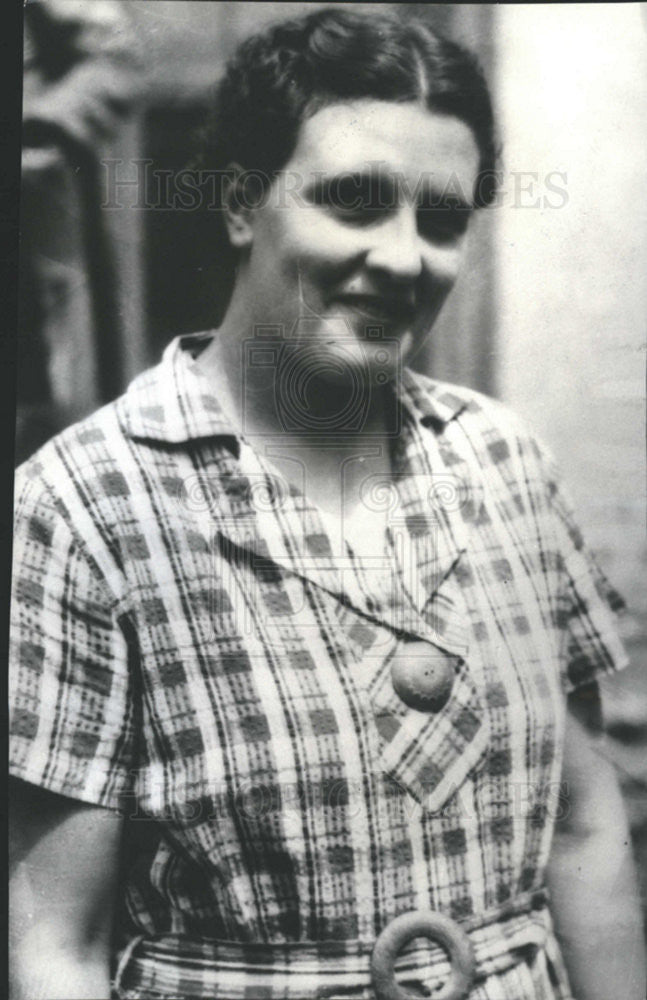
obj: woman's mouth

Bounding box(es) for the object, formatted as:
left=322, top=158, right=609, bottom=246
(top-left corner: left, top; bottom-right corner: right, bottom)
left=333, top=293, right=416, bottom=328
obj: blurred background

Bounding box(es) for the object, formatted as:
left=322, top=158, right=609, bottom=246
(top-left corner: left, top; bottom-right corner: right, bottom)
left=17, top=0, right=647, bottom=932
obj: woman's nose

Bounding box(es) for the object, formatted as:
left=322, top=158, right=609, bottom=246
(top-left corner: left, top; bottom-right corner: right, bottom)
left=364, top=208, right=425, bottom=282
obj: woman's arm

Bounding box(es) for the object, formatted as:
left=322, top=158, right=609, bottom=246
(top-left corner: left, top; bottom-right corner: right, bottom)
left=547, top=685, right=646, bottom=1000
left=9, top=777, right=124, bottom=1000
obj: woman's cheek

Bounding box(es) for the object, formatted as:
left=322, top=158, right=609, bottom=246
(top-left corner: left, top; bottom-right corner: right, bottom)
left=291, top=213, right=370, bottom=263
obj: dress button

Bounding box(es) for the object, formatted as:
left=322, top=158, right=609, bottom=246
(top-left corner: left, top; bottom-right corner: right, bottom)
left=390, top=640, right=456, bottom=712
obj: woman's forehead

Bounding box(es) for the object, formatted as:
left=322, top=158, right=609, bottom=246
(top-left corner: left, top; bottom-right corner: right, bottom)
left=285, top=100, right=480, bottom=198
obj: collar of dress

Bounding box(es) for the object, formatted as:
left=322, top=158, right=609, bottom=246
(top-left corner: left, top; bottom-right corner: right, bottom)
left=118, top=331, right=469, bottom=447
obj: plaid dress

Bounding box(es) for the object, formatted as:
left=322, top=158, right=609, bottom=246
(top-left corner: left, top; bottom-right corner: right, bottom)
left=9, top=333, right=628, bottom=999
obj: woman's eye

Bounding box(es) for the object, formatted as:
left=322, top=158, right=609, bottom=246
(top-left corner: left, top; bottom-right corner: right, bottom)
left=311, top=178, right=391, bottom=221
left=418, top=205, right=471, bottom=243
left=308, top=181, right=473, bottom=239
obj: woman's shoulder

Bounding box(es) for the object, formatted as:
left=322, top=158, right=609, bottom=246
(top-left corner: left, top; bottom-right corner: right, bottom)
left=403, top=369, right=561, bottom=520
left=404, top=368, right=544, bottom=452
left=13, top=393, right=143, bottom=604
left=14, top=342, right=180, bottom=515
left=15, top=396, right=130, bottom=512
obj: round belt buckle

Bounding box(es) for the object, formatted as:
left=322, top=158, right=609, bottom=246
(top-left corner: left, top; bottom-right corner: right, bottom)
left=370, top=910, right=476, bottom=1000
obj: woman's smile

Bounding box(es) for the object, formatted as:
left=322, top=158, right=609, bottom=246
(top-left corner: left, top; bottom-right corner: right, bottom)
left=332, top=291, right=417, bottom=329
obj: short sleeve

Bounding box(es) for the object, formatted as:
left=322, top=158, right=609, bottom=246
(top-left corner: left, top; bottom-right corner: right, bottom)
left=9, top=472, right=136, bottom=809
left=535, top=438, right=630, bottom=695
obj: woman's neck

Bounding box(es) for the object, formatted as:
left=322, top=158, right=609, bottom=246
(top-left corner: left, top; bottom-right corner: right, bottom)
left=195, top=307, right=396, bottom=529
left=196, top=302, right=394, bottom=446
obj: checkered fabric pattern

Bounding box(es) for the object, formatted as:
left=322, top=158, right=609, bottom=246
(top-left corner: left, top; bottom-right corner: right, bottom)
left=10, top=333, right=628, bottom=999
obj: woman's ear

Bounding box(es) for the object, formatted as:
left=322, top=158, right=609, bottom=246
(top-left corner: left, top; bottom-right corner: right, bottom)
left=222, top=163, right=255, bottom=249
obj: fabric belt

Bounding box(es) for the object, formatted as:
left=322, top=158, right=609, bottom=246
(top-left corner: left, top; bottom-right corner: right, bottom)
left=114, top=890, right=551, bottom=999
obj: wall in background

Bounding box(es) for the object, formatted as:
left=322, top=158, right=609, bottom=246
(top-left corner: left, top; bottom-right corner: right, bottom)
left=494, top=3, right=646, bottom=634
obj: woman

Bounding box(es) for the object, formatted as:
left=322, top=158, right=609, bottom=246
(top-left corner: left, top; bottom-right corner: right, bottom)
left=9, top=9, right=645, bottom=1000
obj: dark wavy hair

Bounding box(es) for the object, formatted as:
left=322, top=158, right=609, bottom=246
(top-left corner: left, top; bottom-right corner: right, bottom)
left=195, top=7, right=498, bottom=320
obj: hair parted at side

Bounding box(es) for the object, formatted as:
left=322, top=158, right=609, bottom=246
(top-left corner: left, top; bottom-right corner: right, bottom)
left=199, top=7, right=498, bottom=209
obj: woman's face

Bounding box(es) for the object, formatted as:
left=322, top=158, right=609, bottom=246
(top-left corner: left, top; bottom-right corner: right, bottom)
left=234, top=100, right=480, bottom=382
